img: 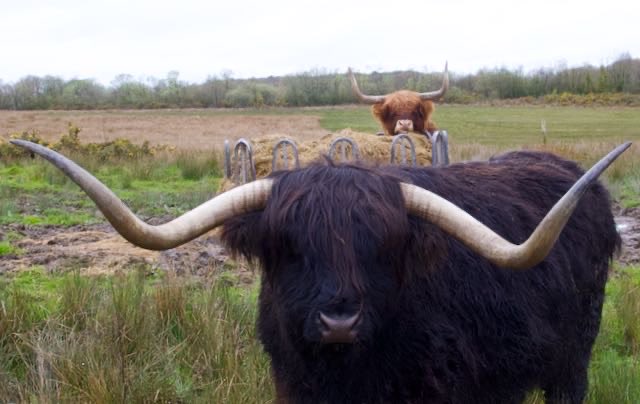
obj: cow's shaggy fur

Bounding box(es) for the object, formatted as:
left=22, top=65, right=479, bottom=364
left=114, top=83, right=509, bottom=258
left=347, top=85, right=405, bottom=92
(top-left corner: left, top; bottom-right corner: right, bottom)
left=221, top=151, right=619, bottom=404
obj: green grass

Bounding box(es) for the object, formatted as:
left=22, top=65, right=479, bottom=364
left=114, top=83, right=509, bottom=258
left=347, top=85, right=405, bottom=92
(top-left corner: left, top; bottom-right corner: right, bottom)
left=587, top=266, right=640, bottom=404
left=314, top=104, right=640, bottom=146
left=0, top=240, right=21, bottom=256
left=0, top=231, right=22, bottom=256
left=0, top=152, right=222, bottom=226
left=619, top=174, right=640, bottom=208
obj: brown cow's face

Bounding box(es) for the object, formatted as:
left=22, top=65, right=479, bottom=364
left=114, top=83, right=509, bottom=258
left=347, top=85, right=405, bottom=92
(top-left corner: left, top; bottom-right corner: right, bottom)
left=348, top=64, right=447, bottom=136
left=372, top=91, right=435, bottom=136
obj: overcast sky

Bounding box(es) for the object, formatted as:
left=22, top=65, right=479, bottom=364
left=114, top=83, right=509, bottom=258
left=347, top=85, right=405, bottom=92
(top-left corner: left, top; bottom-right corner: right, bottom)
left=1, top=0, right=638, bottom=85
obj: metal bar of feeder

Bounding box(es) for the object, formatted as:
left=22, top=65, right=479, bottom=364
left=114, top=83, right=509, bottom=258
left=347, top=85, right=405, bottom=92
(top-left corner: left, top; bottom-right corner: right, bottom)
left=233, top=138, right=256, bottom=183
left=431, top=131, right=450, bottom=167
left=328, top=137, right=360, bottom=162
left=390, top=134, right=417, bottom=166
left=271, top=138, right=300, bottom=171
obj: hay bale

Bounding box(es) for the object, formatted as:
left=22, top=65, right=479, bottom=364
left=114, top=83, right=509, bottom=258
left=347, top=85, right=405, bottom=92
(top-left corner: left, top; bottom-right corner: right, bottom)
left=229, top=129, right=432, bottom=181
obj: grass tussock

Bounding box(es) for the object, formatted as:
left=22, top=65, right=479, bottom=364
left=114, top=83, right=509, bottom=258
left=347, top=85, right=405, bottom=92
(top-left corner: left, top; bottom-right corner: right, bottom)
left=585, top=266, right=640, bottom=404
left=0, top=268, right=273, bottom=403
left=616, top=271, right=640, bottom=354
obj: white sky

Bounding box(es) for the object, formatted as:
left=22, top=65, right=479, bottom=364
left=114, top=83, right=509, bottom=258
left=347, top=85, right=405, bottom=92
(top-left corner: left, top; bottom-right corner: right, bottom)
left=1, top=0, right=638, bottom=85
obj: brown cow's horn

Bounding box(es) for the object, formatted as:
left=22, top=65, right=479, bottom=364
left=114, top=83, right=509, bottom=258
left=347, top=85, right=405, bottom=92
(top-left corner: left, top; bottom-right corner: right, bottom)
left=9, top=140, right=272, bottom=250
left=402, top=142, right=631, bottom=270
left=347, top=67, right=385, bottom=104
left=418, top=62, right=449, bottom=101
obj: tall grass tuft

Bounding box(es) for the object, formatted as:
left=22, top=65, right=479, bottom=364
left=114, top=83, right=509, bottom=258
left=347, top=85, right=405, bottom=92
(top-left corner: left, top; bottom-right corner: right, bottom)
left=588, top=348, right=640, bottom=404
left=175, top=149, right=222, bottom=180
left=616, top=272, right=640, bottom=354
left=0, top=267, right=273, bottom=402
left=587, top=267, right=640, bottom=403
left=59, top=270, right=98, bottom=330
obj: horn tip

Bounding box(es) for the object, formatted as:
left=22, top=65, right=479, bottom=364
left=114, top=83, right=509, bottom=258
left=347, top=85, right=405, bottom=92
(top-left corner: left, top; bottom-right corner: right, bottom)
left=611, top=141, right=632, bottom=157
left=9, top=139, right=36, bottom=149
left=615, top=141, right=633, bottom=156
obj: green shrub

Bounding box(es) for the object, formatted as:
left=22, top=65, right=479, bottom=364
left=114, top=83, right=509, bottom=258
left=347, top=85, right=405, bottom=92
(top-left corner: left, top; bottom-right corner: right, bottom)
left=1, top=124, right=174, bottom=164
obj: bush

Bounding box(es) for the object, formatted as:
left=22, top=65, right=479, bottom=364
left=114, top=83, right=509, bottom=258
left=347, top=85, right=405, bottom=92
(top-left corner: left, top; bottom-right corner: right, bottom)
left=1, top=124, right=174, bottom=163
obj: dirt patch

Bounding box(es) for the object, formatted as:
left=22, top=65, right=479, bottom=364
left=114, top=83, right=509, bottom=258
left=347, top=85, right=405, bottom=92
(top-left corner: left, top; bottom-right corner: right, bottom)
left=0, top=223, right=242, bottom=278
left=3, top=206, right=638, bottom=276
left=615, top=206, right=640, bottom=265
left=0, top=110, right=328, bottom=150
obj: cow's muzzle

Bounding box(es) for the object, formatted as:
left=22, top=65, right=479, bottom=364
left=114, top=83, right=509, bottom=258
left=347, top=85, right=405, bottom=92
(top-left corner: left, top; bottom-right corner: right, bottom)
left=394, top=119, right=414, bottom=134
left=319, top=311, right=361, bottom=344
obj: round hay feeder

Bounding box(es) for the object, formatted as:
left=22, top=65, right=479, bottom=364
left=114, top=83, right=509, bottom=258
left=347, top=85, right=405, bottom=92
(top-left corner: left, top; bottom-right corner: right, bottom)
left=224, top=129, right=450, bottom=186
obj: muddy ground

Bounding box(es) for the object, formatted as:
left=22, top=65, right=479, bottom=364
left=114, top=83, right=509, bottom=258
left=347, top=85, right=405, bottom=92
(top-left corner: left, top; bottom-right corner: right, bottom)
left=0, top=221, right=251, bottom=278
left=614, top=205, right=640, bottom=266
left=2, top=205, right=638, bottom=275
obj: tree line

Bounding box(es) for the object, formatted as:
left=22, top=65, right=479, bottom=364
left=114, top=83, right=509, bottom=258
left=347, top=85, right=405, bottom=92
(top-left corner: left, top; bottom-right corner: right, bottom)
left=1, top=55, right=638, bottom=110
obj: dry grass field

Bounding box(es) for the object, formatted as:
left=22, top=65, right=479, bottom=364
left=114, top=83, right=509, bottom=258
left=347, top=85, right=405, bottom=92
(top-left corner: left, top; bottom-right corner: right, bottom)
left=0, top=109, right=328, bottom=149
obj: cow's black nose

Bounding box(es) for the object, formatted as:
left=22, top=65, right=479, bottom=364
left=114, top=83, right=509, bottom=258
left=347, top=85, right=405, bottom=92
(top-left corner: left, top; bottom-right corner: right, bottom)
left=318, top=311, right=361, bottom=344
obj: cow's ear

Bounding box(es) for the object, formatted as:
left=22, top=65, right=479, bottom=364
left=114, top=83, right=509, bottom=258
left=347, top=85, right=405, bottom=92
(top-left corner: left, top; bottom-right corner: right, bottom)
left=220, top=211, right=264, bottom=261
left=372, top=103, right=389, bottom=120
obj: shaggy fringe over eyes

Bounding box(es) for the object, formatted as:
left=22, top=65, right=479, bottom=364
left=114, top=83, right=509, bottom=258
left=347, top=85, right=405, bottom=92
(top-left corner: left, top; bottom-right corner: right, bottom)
left=222, top=159, right=420, bottom=292
left=263, top=160, right=414, bottom=292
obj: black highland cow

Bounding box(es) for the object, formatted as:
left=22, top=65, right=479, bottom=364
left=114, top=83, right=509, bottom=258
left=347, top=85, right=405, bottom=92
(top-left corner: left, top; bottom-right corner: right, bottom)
left=10, top=140, right=630, bottom=404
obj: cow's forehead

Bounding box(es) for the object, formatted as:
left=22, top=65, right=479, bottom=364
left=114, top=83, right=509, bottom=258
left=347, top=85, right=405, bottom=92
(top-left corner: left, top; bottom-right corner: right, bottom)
left=264, top=163, right=410, bottom=255
left=383, top=91, right=422, bottom=109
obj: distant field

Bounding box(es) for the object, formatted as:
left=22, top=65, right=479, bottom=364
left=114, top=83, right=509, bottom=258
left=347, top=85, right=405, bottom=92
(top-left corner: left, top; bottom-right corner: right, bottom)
left=318, top=104, right=640, bottom=146
left=2, top=105, right=639, bottom=148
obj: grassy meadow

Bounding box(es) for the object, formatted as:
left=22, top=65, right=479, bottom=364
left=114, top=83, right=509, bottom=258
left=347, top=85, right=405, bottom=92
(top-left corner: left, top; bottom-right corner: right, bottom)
left=0, top=105, right=639, bottom=402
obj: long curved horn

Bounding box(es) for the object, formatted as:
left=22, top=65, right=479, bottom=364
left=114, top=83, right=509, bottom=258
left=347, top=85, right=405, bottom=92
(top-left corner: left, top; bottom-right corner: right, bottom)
left=402, top=142, right=631, bottom=269
left=347, top=68, right=385, bottom=104
left=419, top=62, right=449, bottom=100
left=10, top=140, right=272, bottom=250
